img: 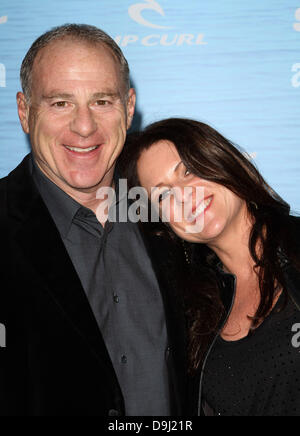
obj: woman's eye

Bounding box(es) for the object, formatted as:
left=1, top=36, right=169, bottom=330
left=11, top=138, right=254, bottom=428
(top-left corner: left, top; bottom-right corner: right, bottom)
left=185, top=169, right=191, bottom=176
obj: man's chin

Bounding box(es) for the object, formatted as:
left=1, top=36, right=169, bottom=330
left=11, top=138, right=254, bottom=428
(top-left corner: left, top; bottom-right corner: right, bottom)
left=62, top=169, right=104, bottom=189
left=66, top=179, right=105, bottom=193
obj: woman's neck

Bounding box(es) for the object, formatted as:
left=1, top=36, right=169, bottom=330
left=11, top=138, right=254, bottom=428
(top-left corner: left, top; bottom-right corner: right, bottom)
left=207, top=204, right=256, bottom=279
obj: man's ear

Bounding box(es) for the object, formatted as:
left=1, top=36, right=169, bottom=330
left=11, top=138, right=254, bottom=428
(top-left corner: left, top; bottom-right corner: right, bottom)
left=126, top=88, right=136, bottom=130
left=16, top=92, right=30, bottom=134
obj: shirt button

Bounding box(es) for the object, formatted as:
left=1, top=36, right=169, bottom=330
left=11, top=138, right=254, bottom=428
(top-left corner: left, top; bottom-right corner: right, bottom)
left=108, top=409, right=121, bottom=417
left=113, top=294, right=119, bottom=303
left=121, top=355, right=127, bottom=364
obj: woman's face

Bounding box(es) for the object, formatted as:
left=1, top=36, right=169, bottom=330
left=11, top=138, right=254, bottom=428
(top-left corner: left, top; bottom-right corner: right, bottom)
left=137, top=140, right=247, bottom=244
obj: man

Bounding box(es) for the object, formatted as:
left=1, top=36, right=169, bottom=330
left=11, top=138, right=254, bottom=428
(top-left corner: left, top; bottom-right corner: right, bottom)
left=0, top=24, right=187, bottom=416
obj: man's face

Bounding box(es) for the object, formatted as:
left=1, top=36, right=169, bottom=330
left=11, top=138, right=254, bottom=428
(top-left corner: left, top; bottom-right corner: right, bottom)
left=17, top=39, right=135, bottom=193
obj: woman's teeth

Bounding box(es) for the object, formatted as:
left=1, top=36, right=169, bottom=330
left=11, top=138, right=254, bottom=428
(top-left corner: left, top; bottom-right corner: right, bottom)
left=65, top=145, right=98, bottom=153
left=194, top=196, right=213, bottom=217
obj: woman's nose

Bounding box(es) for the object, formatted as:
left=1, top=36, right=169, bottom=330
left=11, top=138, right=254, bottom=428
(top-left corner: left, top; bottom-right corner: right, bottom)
left=173, top=185, right=193, bottom=205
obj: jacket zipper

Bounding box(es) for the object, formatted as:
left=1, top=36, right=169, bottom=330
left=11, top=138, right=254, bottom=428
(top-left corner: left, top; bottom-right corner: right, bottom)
left=288, top=291, right=300, bottom=312
left=197, top=275, right=237, bottom=416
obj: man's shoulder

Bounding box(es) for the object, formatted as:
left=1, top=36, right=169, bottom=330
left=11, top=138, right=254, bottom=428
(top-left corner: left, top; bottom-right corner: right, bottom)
left=0, top=174, right=8, bottom=191
left=0, top=173, right=9, bottom=210
left=0, top=154, right=34, bottom=216
left=0, top=154, right=32, bottom=188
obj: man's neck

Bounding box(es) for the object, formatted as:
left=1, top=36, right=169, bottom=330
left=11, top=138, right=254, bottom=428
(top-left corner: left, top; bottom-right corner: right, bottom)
left=35, top=159, right=115, bottom=216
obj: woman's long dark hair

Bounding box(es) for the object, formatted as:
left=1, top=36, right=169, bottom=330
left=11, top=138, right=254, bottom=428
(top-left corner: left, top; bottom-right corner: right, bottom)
left=119, top=118, right=298, bottom=373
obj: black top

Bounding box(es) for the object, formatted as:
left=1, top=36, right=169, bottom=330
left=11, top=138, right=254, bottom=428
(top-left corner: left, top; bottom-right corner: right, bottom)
left=202, top=293, right=300, bottom=416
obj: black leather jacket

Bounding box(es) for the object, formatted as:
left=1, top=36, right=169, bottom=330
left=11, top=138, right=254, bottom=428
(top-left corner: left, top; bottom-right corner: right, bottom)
left=190, top=216, right=300, bottom=416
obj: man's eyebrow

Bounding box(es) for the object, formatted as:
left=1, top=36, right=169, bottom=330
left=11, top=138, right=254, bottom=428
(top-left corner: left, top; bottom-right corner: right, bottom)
left=93, top=92, right=120, bottom=99
left=42, top=93, right=75, bottom=100
left=42, top=91, right=121, bottom=100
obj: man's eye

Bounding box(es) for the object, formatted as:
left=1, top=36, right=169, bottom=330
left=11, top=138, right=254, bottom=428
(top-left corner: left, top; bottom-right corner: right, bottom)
left=96, top=100, right=110, bottom=106
left=53, top=101, right=68, bottom=108
left=185, top=168, right=191, bottom=176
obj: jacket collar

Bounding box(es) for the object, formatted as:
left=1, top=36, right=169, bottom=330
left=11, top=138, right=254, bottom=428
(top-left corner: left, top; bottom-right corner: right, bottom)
left=31, top=157, right=82, bottom=239
left=212, top=227, right=300, bottom=320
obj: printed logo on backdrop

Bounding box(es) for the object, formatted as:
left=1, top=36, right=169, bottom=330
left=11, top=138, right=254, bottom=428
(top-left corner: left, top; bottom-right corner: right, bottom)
left=292, top=8, right=300, bottom=88
left=115, top=0, right=207, bottom=47
left=128, top=0, right=173, bottom=29
left=0, top=15, right=7, bottom=88
left=293, top=8, right=300, bottom=31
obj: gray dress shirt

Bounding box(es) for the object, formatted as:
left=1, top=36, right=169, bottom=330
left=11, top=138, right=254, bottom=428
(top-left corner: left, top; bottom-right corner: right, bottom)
left=31, top=157, right=171, bottom=416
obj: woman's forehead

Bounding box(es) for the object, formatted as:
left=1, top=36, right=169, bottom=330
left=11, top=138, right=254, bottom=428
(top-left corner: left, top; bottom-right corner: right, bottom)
left=137, top=141, right=182, bottom=187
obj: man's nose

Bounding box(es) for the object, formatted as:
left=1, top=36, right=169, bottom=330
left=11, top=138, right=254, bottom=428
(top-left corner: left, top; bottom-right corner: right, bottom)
left=70, top=106, right=98, bottom=137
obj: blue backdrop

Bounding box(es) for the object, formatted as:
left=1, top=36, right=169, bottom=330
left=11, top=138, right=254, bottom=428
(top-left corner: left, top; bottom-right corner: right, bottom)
left=0, top=0, right=299, bottom=212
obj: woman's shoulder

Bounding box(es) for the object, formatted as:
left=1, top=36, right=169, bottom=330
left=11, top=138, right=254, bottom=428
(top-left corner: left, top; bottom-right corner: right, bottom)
left=280, top=215, right=300, bottom=268
left=287, top=215, right=300, bottom=244
left=288, top=214, right=300, bottom=225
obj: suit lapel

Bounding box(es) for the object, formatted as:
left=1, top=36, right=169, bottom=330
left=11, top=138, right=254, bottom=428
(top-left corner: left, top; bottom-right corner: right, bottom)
left=7, top=156, right=118, bottom=371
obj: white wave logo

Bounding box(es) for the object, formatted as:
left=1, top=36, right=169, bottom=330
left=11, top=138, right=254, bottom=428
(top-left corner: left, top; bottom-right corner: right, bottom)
left=128, top=0, right=172, bottom=29
left=115, top=1, right=207, bottom=47
left=0, top=16, right=7, bottom=24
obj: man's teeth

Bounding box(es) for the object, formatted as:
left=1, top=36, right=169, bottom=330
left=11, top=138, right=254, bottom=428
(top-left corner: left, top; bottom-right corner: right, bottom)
left=65, top=145, right=98, bottom=153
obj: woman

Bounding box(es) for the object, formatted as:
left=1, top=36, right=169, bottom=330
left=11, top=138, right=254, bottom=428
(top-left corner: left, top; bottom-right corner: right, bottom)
left=120, top=118, right=300, bottom=416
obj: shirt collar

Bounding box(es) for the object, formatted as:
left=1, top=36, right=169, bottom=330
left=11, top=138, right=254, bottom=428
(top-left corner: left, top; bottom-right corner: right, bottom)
left=31, top=155, right=126, bottom=238
left=31, top=156, right=83, bottom=239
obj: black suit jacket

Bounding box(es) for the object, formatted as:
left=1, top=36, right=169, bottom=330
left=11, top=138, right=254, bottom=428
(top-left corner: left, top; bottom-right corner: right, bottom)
left=0, top=155, right=187, bottom=416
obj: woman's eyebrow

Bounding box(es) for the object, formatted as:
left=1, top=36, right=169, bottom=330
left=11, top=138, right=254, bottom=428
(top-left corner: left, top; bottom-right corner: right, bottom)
left=152, top=161, right=184, bottom=192
left=174, top=160, right=184, bottom=173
